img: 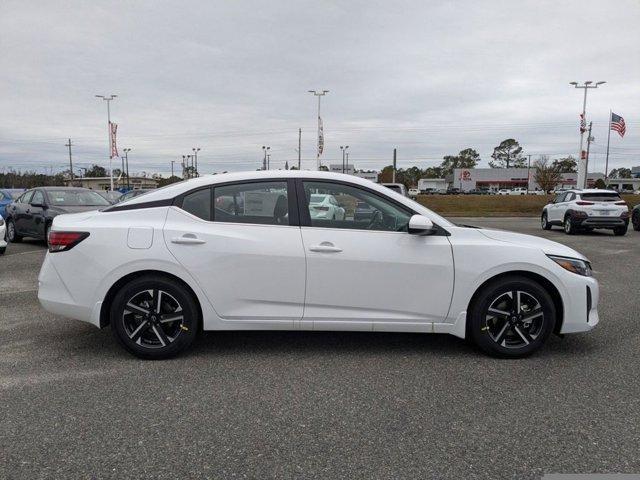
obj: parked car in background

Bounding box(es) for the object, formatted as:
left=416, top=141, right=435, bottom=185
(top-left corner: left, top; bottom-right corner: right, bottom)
left=4, top=187, right=111, bottom=244
left=381, top=183, right=408, bottom=196
left=510, top=187, right=527, bottom=195
left=408, top=188, right=420, bottom=198
left=446, top=187, right=461, bottom=195
left=38, top=170, right=599, bottom=360
left=541, top=189, right=629, bottom=236
left=0, top=215, right=6, bottom=254
left=632, top=204, right=640, bottom=231
left=96, top=190, right=123, bottom=204
left=308, top=194, right=346, bottom=220
left=0, top=188, right=25, bottom=218
left=467, top=188, right=491, bottom=195
left=497, top=189, right=510, bottom=195
left=117, top=189, right=153, bottom=203
left=421, top=188, right=437, bottom=195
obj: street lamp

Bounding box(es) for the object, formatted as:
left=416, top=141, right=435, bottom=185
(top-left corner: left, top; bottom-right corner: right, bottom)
left=308, top=90, right=329, bottom=170
left=122, top=148, right=131, bottom=190
left=95, top=94, right=117, bottom=190
left=192, top=147, right=201, bottom=177
left=340, top=145, right=349, bottom=173
left=570, top=81, right=606, bottom=188
left=262, top=146, right=270, bottom=170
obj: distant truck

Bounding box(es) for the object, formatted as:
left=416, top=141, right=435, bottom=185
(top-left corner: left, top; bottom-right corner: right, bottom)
left=417, top=178, right=447, bottom=193
left=381, top=183, right=408, bottom=197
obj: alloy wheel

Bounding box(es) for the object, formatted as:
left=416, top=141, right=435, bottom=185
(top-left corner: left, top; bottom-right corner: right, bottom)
left=7, top=222, right=14, bottom=241
left=122, top=289, right=185, bottom=349
left=483, top=290, right=545, bottom=349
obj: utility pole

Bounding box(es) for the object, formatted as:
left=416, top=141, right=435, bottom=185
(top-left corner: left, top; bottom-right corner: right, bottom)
left=262, top=146, right=270, bottom=170
left=122, top=148, right=131, bottom=189
left=95, top=94, right=117, bottom=190
left=605, top=110, right=612, bottom=183
left=392, top=148, right=397, bottom=183
left=267, top=153, right=271, bottom=170
left=308, top=90, right=329, bottom=170
left=298, top=128, right=302, bottom=169
left=192, top=147, right=201, bottom=177
left=65, top=138, right=74, bottom=180
left=585, top=121, right=594, bottom=186
left=569, top=81, right=605, bottom=188
left=526, top=154, right=532, bottom=193
left=346, top=151, right=349, bottom=173
left=171, top=160, right=175, bottom=177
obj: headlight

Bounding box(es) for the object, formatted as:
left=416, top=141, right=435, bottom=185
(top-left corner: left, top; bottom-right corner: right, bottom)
left=547, top=255, right=592, bottom=277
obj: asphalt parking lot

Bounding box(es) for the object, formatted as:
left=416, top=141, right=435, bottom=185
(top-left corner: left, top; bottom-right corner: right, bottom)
left=1, top=218, right=639, bottom=479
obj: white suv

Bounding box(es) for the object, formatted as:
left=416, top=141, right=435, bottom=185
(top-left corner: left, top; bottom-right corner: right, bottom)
left=541, top=189, right=629, bottom=236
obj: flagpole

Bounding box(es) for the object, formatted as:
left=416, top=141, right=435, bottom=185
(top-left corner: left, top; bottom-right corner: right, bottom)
left=605, top=109, right=612, bottom=183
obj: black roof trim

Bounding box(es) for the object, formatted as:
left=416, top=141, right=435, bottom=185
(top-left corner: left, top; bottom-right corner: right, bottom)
left=103, top=198, right=174, bottom=212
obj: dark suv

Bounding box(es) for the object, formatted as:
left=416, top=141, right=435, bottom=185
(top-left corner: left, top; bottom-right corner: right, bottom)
left=5, top=187, right=110, bottom=244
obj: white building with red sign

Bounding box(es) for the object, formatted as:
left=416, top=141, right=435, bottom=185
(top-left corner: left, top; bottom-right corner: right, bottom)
left=447, top=168, right=604, bottom=192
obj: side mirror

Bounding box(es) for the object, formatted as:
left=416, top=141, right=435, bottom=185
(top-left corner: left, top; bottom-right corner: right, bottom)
left=408, top=215, right=435, bottom=235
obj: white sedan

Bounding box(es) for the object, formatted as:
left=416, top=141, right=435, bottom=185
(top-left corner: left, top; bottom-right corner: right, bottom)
left=308, top=194, right=346, bottom=220
left=0, top=215, right=6, bottom=254
left=38, top=171, right=599, bottom=359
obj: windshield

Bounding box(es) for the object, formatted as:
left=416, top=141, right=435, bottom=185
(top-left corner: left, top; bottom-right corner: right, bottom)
left=47, top=190, right=111, bottom=206
left=580, top=192, right=621, bottom=202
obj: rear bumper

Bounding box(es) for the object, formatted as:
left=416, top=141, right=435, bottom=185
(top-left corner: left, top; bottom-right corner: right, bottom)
left=571, top=215, right=628, bottom=228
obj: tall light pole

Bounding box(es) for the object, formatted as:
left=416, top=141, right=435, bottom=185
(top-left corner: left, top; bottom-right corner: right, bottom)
left=192, top=147, right=201, bottom=177
left=122, top=148, right=131, bottom=190
left=262, top=146, right=270, bottom=170
left=308, top=90, right=329, bottom=170
left=95, top=94, right=117, bottom=190
left=267, top=154, right=271, bottom=170
left=569, top=81, right=605, bottom=188
left=171, top=160, right=175, bottom=178
left=340, top=145, right=349, bottom=173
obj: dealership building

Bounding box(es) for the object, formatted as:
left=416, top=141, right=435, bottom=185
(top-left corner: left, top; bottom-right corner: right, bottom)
left=446, top=168, right=605, bottom=192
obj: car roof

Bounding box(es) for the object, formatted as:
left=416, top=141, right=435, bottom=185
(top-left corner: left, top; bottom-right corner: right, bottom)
left=566, top=189, right=619, bottom=194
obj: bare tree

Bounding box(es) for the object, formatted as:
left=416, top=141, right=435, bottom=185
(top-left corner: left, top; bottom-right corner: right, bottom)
left=533, top=155, right=562, bottom=193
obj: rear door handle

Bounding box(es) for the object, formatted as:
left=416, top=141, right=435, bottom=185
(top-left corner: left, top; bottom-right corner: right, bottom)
left=171, top=234, right=206, bottom=245
left=309, top=242, right=342, bottom=253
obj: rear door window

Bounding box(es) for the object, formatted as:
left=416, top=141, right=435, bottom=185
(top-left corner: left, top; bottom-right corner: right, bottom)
left=213, top=181, right=290, bottom=225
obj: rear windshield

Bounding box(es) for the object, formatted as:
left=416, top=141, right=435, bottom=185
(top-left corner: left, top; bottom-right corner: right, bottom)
left=580, top=192, right=621, bottom=202
left=47, top=190, right=111, bottom=206
left=310, top=195, right=326, bottom=203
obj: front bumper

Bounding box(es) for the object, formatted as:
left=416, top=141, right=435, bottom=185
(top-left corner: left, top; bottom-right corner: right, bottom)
left=559, top=275, right=600, bottom=334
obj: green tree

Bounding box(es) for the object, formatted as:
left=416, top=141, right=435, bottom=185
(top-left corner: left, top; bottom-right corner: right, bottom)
left=533, top=156, right=561, bottom=193
left=157, top=176, right=183, bottom=187
left=440, top=148, right=480, bottom=176
left=489, top=139, right=525, bottom=168
left=609, top=167, right=632, bottom=178
left=551, top=156, right=577, bottom=173
left=85, top=164, right=108, bottom=177
left=593, top=178, right=606, bottom=189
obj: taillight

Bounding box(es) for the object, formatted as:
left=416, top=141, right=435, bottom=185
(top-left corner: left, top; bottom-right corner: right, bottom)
left=575, top=201, right=594, bottom=205
left=48, top=231, right=90, bottom=253
left=615, top=201, right=627, bottom=205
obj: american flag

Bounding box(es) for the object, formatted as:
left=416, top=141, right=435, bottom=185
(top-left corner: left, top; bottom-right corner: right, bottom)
left=611, top=112, right=626, bottom=138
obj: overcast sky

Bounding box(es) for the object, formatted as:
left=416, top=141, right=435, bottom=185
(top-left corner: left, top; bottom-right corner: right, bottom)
left=1, top=0, right=638, bottom=176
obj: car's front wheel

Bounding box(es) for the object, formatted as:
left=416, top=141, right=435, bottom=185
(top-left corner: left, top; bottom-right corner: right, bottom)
left=564, top=216, right=576, bottom=235
left=541, top=212, right=551, bottom=230
left=6, top=219, right=22, bottom=243
left=110, top=275, right=199, bottom=359
left=469, top=276, right=556, bottom=358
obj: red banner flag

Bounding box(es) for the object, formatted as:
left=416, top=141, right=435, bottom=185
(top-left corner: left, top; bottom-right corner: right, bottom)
left=110, top=122, right=119, bottom=158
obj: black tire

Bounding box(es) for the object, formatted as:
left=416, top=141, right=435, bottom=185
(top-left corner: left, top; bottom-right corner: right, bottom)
left=6, top=219, right=22, bottom=243
left=613, top=225, right=627, bottom=236
left=563, top=215, right=575, bottom=235
left=541, top=212, right=551, bottom=230
left=110, top=275, right=199, bottom=359
left=632, top=211, right=640, bottom=231
left=0, top=246, right=5, bottom=255
left=469, top=276, right=556, bottom=358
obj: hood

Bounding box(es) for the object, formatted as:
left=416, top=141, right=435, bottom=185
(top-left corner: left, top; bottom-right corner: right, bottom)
left=477, top=228, right=587, bottom=260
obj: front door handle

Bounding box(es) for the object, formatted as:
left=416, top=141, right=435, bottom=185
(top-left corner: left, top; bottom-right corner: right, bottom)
left=171, top=234, right=206, bottom=245
left=309, top=241, right=342, bottom=253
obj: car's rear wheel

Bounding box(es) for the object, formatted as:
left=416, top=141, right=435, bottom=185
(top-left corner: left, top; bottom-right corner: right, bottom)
left=469, top=276, right=556, bottom=358
left=563, top=216, right=575, bottom=235
left=111, top=275, right=199, bottom=359
left=613, top=225, right=627, bottom=236
left=6, top=219, right=22, bottom=243
left=541, top=212, right=551, bottom=230
left=632, top=211, right=640, bottom=231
